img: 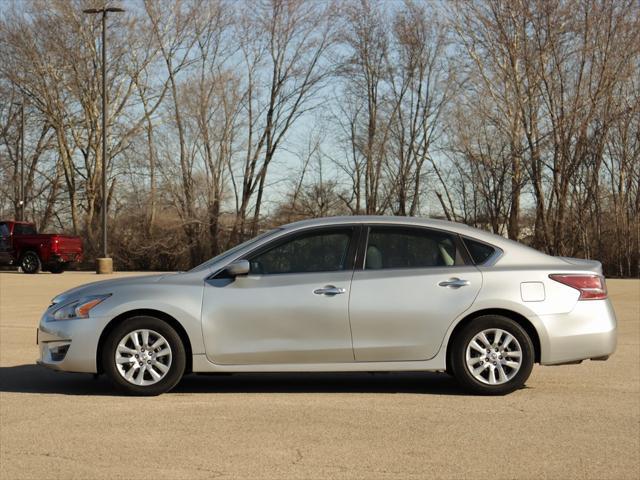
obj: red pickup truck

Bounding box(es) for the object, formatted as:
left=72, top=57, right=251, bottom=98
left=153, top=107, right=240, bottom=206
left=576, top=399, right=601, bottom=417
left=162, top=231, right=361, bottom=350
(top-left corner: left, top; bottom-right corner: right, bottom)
left=0, top=220, right=83, bottom=274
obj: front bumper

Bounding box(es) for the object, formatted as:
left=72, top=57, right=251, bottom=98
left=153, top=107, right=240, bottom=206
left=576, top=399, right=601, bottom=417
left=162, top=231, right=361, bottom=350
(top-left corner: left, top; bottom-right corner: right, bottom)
left=538, top=299, right=617, bottom=365
left=37, top=313, right=109, bottom=373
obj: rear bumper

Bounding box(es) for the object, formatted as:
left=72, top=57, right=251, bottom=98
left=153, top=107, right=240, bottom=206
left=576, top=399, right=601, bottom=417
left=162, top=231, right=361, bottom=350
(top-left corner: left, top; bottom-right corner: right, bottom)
left=538, top=299, right=617, bottom=365
left=49, top=252, right=82, bottom=264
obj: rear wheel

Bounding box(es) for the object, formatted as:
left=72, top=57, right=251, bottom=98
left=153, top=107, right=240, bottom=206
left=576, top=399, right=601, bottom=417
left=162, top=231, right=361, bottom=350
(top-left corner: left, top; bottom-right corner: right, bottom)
left=21, top=251, right=41, bottom=274
left=451, top=315, right=534, bottom=395
left=49, top=263, right=66, bottom=274
left=102, top=316, right=186, bottom=396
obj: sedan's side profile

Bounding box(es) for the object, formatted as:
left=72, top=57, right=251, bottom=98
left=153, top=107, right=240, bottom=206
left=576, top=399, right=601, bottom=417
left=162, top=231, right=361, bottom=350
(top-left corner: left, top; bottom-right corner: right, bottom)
left=37, top=216, right=617, bottom=395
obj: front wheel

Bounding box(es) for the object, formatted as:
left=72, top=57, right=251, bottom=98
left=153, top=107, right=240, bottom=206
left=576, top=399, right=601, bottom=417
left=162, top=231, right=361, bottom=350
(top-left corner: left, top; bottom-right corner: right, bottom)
left=450, top=315, right=534, bottom=395
left=102, top=316, right=186, bottom=396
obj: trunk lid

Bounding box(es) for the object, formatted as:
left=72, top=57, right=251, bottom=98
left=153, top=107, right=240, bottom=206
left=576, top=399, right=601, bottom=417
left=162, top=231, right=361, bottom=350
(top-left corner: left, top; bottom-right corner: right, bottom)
left=557, top=256, right=603, bottom=275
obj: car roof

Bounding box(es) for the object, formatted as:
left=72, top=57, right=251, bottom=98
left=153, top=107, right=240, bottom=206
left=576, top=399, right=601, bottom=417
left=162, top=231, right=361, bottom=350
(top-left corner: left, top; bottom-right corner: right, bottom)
left=284, top=215, right=495, bottom=239
left=281, top=215, right=553, bottom=265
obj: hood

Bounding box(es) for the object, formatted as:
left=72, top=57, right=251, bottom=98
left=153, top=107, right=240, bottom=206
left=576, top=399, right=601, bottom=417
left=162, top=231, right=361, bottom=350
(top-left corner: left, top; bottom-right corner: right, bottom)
left=51, top=273, right=172, bottom=305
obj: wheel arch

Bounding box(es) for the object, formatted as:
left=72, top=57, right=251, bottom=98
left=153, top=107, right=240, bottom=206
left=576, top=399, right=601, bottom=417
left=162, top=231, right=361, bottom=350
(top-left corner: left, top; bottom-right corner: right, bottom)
left=19, top=249, right=39, bottom=261
left=445, top=308, right=541, bottom=372
left=96, top=309, right=193, bottom=375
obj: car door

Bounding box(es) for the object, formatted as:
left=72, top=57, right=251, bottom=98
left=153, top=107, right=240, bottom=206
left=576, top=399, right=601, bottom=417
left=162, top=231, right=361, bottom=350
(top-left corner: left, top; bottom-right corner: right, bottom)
left=348, top=225, right=482, bottom=362
left=0, top=222, right=12, bottom=265
left=201, top=226, right=359, bottom=365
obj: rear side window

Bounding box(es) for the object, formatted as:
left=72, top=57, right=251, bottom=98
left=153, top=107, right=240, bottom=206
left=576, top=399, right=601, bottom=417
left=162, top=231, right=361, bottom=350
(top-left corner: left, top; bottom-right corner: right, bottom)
left=365, top=227, right=464, bottom=269
left=13, top=224, right=37, bottom=236
left=463, top=238, right=496, bottom=265
left=249, top=229, right=352, bottom=275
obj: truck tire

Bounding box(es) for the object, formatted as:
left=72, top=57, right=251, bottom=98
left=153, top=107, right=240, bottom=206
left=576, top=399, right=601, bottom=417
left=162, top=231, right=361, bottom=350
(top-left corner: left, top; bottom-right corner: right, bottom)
left=49, top=263, right=66, bottom=274
left=21, top=251, right=41, bottom=274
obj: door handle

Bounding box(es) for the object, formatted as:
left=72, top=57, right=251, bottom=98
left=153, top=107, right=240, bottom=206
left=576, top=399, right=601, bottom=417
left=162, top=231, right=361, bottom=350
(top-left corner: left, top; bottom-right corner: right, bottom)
left=438, top=278, right=470, bottom=288
left=313, top=285, right=347, bottom=296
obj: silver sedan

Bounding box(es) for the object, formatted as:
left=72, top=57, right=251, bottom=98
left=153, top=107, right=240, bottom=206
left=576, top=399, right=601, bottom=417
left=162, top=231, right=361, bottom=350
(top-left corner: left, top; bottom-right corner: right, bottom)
left=37, top=216, right=617, bottom=395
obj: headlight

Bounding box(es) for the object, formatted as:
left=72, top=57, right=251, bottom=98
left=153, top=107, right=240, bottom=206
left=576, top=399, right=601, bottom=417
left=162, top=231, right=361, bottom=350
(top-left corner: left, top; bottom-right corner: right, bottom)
left=50, top=294, right=111, bottom=321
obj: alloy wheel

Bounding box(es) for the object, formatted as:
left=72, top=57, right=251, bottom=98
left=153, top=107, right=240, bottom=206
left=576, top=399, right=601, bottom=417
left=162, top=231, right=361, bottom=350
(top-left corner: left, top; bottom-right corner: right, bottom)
left=465, top=328, right=523, bottom=385
left=115, top=329, right=172, bottom=386
left=22, top=253, right=38, bottom=273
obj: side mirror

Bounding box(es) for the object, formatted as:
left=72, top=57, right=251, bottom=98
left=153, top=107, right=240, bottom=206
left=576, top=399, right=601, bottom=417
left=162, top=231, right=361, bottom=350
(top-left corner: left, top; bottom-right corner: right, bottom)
left=224, top=259, right=250, bottom=277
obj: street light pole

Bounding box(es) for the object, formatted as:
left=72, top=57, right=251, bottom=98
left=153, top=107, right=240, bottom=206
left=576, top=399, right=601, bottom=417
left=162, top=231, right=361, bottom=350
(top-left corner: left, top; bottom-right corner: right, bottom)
left=13, top=99, right=25, bottom=221
left=101, top=8, right=108, bottom=263
left=19, top=99, right=24, bottom=222
left=83, top=5, right=124, bottom=274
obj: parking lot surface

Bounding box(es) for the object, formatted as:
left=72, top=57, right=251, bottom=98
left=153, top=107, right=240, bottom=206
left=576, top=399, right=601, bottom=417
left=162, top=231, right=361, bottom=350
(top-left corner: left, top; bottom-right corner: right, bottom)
left=1, top=272, right=639, bottom=479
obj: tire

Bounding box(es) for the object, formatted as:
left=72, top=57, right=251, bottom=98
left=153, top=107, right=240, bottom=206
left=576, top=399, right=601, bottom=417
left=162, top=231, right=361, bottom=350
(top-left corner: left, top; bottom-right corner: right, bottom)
left=49, top=263, right=66, bottom=274
left=450, top=315, right=534, bottom=395
left=102, top=316, right=186, bottom=396
left=21, top=251, right=41, bottom=274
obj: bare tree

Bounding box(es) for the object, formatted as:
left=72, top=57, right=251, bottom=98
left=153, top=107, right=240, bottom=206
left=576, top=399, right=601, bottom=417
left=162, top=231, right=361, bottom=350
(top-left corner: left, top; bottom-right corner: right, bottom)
left=337, top=0, right=394, bottom=214
left=229, top=0, right=336, bottom=241
left=0, top=0, right=636, bottom=276
left=387, top=0, right=450, bottom=216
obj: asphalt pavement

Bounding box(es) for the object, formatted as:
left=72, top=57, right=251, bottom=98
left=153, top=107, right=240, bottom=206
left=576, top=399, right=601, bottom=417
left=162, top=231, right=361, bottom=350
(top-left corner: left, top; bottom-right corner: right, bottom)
left=1, top=272, right=638, bottom=479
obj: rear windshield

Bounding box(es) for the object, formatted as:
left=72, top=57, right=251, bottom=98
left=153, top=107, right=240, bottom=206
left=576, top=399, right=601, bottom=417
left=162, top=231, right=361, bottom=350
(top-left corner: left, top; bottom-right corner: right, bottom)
left=13, top=224, right=37, bottom=236
left=462, top=238, right=496, bottom=265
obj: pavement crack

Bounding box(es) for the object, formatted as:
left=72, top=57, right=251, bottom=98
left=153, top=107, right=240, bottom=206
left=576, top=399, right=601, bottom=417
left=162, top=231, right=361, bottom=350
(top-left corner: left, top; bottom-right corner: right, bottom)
left=292, top=448, right=303, bottom=465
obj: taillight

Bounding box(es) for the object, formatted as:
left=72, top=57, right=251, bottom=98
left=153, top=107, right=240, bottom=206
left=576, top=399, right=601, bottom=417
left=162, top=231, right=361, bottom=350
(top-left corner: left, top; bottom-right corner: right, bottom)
left=51, top=238, right=59, bottom=253
left=549, top=274, right=608, bottom=300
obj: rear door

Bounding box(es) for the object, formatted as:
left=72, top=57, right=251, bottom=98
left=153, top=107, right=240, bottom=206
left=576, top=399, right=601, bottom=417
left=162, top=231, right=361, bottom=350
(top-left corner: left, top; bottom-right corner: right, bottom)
left=348, top=225, right=482, bottom=361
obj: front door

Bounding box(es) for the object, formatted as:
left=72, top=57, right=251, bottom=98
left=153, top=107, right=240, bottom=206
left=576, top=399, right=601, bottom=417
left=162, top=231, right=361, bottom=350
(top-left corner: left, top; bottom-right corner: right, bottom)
left=202, top=227, right=358, bottom=365
left=349, top=226, right=482, bottom=361
left=0, top=222, right=12, bottom=265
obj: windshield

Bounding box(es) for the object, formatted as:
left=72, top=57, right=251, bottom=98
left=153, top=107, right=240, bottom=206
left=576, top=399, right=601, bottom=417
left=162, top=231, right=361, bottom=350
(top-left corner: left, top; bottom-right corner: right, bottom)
left=189, top=229, right=282, bottom=273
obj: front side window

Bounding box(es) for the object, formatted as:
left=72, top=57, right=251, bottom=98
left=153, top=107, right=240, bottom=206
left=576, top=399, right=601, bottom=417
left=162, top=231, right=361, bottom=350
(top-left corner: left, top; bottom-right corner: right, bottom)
left=249, top=229, right=352, bottom=275
left=0, top=223, right=9, bottom=237
left=365, top=227, right=464, bottom=270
